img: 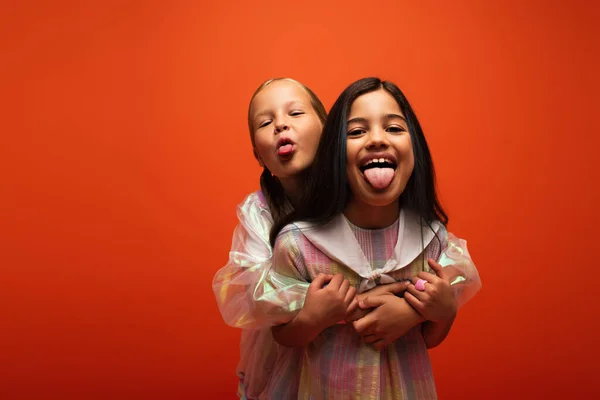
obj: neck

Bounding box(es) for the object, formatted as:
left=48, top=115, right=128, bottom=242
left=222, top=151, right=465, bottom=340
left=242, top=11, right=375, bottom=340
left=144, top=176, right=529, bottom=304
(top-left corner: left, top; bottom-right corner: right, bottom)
left=278, top=176, right=302, bottom=208
left=343, top=197, right=400, bottom=229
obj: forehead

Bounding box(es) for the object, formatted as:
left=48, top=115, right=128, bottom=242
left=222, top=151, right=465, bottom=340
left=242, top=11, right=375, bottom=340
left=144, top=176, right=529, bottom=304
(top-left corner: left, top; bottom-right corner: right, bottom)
left=349, top=89, right=403, bottom=118
left=251, top=81, right=311, bottom=115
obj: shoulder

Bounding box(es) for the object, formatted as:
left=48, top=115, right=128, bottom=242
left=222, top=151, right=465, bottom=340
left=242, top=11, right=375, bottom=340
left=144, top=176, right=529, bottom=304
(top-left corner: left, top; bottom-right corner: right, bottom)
left=434, top=223, right=448, bottom=241
left=275, top=222, right=303, bottom=246
left=238, top=190, right=269, bottom=212
left=273, top=222, right=310, bottom=259
left=234, top=191, right=274, bottom=246
left=236, top=191, right=273, bottom=223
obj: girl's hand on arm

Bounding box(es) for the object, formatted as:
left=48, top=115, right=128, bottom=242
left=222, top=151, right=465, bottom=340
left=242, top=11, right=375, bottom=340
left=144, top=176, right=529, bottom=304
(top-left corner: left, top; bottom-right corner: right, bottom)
left=404, top=259, right=457, bottom=322
left=358, top=281, right=409, bottom=301
left=404, top=259, right=458, bottom=348
left=344, top=281, right=409, bottom=323
left=272, top=273, right=356, bottom=347
left=351, top=294, right=424, bottom=350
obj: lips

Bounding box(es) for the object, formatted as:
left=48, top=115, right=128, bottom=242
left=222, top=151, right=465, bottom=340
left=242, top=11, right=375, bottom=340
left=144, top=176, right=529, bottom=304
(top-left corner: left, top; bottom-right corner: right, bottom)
left=276, top=137, right=295, bottom=157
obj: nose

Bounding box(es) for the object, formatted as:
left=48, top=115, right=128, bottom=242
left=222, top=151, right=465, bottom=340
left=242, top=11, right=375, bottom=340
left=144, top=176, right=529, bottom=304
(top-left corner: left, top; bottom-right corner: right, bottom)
left=273, top=113, right=290, bottom=133
left=366, top=127, right=389, bottom=149
left=274, top=117, right=290, bottom=133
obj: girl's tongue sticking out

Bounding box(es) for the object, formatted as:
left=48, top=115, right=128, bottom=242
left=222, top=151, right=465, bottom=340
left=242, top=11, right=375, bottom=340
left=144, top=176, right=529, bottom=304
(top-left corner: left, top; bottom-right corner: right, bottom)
left=361, top=159, right=396, bottom=190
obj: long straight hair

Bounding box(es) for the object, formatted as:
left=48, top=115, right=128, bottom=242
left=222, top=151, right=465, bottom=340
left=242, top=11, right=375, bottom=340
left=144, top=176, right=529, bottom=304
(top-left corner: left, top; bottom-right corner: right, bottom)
left=270, top=77, right=447, bottom=246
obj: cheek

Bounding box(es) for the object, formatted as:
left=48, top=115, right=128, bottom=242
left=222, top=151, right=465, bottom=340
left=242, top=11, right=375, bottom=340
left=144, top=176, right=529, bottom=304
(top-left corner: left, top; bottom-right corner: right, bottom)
left=402, top=146, right=415, bottom=177
left=345, top=144, right=361, bottom=179
left=400, top=139, right=414, bottom=164
left=253, top=139, right=272, bottom=163
left=299, top=122, right=323, bottom=157
left=254, top=132, right=271, bottom=150
left=346, top=139, right=362, bottom=166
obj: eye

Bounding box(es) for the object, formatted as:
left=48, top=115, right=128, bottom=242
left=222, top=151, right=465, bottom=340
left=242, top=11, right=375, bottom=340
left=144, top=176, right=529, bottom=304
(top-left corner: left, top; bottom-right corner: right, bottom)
left=290, top=110, right=305, bottom=116
left=347, top=128, right=366, bottom=137
left=258, top=120, right=272, bottom=128
left=387, top=125, right=406, bottom=133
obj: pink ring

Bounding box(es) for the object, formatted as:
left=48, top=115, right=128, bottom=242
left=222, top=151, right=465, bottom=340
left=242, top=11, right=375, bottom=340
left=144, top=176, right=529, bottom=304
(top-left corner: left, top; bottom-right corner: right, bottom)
left=415, top=279, right=427, bottom=291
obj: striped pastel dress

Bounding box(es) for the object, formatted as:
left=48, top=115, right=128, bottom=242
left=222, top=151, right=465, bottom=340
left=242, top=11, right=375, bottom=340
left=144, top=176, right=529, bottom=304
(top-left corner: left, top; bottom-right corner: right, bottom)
left=262, top=210, right=445, bottom=399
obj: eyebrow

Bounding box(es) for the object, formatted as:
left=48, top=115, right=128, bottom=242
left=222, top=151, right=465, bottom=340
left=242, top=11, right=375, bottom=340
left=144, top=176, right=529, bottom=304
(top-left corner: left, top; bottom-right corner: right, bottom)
left=347, top=117, right=369, bottom=125
left=254, top=100, right=305, bottom=120
left=347, top=114, right=406, bottom=125
left=385, top=113, right=406, bottom=121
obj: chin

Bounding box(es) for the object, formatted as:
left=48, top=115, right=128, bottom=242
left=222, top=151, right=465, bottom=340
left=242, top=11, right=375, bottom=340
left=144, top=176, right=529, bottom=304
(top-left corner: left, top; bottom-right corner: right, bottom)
left=361, top=193, right=400, bottom=207
left=276, top=159, right=306, bottom=178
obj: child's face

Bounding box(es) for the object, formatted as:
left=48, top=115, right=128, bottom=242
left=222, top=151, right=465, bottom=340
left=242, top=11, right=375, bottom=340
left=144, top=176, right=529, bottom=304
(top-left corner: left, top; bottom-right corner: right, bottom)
left=250, top=81, right=323, bottom=181
left=345, top=89, right=414, bottom=208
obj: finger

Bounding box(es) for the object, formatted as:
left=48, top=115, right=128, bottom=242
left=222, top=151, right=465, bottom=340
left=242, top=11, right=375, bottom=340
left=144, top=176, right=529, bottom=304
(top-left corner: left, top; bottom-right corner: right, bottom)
left=358, top=295, right=387, bottom=309
left=372, top=339, right=387, bottom=350
left=345, top=306, right=369, bottom=323
left=339, top=278, right=350, bottom=294
left=384, top=281, right=410, bottom=295
left=440, top=265, right=462, bottom=282
left=352, top=314, right=375, bottom=334
left=404, top=291, right=426, bottom=315
left=328, top=273, right=344, bottom=290
left=309, top=273, right=333, bottom=291
left=344, top=310, right=360, bottom=323
left=356, top=293, right=365, bottom=303
left=345, top=296, right=358, bottom=314
left=344, top=286, right=357, bottom=306
left=406, top=284, right=428, bottom=301
left=427, top=259, right=447, bottom=280
left=413, top=272, right=438, bottom=284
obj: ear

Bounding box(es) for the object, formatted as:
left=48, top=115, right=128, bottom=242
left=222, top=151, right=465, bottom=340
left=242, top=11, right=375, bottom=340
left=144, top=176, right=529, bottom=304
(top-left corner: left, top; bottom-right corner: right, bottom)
left=253, top=148, right=265, bottom=167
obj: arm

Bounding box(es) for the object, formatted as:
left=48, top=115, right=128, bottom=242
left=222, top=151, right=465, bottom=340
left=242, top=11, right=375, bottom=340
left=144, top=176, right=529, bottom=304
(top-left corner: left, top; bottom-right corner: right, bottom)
left=271, top=275, right=332, bottom=347
left=212, top=195, right=309, bottom=329
left=269, top=230, right=356, bottom=347
left=272, top=312, right=324, bottom=348
left=406, top=230, right=482, bottom=348
left=344, top=281, right=410, bottom=323
left=405, top=258, right=458, bottom=348
left=422, top=315, right=456, bottom=349
left=352, top=294, right=425, bottom=349
left=355, top=274, right=456, bottom=349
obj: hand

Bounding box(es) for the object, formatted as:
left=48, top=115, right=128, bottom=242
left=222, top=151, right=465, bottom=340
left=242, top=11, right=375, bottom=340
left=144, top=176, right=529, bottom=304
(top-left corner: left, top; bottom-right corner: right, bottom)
left=352, top=295, right=424, bottom=349
left=344, top=297, right=368, bottom=322
left=344, top=281, right=409, bottom=323
left=356, top=280, right=409, bottom=303
left=344, top=281, right=408, bottom=322
left=302, top=273, right=356, bottom=329
left=405, top=259, right=457, bottom=322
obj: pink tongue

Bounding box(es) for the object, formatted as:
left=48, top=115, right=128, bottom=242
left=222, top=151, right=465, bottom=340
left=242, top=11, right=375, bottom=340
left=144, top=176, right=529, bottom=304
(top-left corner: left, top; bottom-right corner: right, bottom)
left=278, top=144, right=294, bottom=156
left=363, top=168, right=395, bottom=189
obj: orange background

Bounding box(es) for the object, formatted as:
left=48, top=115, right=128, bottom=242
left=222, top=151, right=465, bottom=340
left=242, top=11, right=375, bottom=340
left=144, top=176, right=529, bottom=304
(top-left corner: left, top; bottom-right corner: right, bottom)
left=1, top=0, right=599, bottom=398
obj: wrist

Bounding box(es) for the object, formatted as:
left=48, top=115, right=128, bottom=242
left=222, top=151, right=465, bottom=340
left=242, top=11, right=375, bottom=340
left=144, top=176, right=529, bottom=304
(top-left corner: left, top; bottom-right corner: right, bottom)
left=297, top=309, right=325, bottom=333
left=403, top=298, right=427, bottom=323
left=430, top=309, right=457, bottom=324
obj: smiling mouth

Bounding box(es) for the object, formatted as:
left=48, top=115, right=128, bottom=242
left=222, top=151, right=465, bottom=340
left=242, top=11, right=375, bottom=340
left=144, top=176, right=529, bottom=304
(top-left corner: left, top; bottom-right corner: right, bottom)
left=359, top=158, right=397, bottom=190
